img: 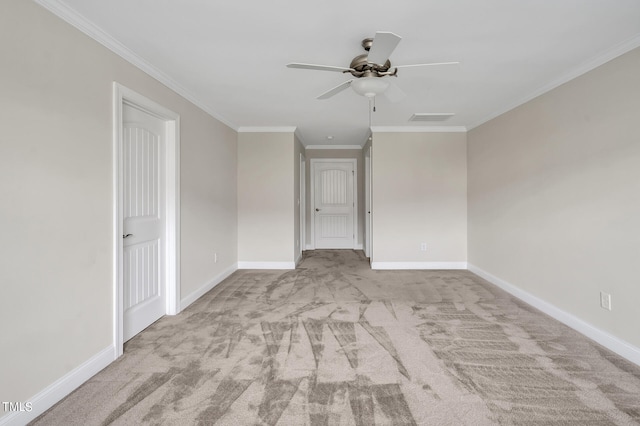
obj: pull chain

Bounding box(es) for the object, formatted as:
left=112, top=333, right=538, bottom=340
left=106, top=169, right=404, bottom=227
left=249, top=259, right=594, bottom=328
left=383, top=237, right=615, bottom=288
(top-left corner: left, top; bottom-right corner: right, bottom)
left=368, top=96, right=378, bottom=128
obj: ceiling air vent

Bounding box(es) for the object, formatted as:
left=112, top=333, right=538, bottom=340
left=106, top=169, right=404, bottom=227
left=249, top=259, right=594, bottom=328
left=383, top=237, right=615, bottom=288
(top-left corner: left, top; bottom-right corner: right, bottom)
left=409, top=113, right=455, bottom=122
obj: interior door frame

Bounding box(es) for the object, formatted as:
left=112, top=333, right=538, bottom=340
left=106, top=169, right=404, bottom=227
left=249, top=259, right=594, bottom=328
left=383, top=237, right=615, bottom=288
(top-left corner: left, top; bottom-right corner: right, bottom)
left=310, top=158, right=358, bottom=250
left=299, top=153, right=306, bottom=259
left=364, top=146, right=372, bottom=260
left=113, top=83, right=180, bottom=357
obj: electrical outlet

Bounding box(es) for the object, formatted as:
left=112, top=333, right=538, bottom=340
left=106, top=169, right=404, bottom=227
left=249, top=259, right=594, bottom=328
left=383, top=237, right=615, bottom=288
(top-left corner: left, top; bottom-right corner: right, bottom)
left=600, top=291, right=611, bottom=311
left=420, top=243, right=427, bottom=251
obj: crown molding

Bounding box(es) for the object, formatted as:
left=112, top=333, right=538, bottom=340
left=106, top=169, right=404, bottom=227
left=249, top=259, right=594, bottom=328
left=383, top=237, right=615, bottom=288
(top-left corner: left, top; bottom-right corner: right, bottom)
left=305, top=145, right=364, bottom=150
left=237, top=126, right=297, bottom=133
left=468, top=33, right=640, bottom=130
left=35, top=0, right=640, bottom=138
left=34, top=0, right=238, bottom=131
left=370, top=126, right=467, bottom=133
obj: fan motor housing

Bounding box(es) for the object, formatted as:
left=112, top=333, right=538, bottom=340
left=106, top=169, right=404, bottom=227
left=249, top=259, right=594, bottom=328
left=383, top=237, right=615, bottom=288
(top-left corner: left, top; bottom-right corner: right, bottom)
left=349, top=54, right=392, bottom=78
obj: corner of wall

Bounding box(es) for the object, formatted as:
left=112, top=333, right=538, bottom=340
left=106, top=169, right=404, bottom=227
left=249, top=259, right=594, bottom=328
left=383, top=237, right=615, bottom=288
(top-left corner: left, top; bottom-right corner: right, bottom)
left=180, top=262, right=238, bottom=310
left=468, top=263, right=640, bottom=366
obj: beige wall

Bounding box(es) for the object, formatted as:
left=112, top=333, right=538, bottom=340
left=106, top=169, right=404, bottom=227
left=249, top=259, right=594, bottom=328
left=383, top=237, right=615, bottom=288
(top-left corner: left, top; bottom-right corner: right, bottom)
left=181, top=110, right=238, bottom=296
left=237, top=132, right=295, bottom=264
left=468, top=47, right=640, bottom=348
left=0, top=0, right=237, bottom=404
left=305, top=149, right=365, bottom=248
left=372, top=132, right=467, bottom=264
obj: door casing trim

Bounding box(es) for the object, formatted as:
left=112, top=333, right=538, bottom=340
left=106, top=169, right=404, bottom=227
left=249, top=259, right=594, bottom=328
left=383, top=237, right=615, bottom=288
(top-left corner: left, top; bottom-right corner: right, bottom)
left=112, top=83, right=180, bottom=357
left=299, top=153, right=306, bottom=262
left=364, top=146, right=372, bottom=261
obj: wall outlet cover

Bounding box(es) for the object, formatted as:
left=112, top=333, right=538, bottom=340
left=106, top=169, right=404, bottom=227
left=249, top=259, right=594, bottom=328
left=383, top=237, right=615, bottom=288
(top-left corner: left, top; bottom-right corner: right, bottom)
left=600, top=291, right=611, bottom=311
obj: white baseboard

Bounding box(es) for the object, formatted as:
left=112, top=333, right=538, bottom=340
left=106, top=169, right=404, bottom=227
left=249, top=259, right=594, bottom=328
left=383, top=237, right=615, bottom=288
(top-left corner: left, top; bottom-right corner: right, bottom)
left=295, top=252, right=302, bottom=267
left=303, top=245, right=366, bottom=251
left=467, top=263, right=640, bottom=367
left=180, top=263, right=238, bottom=310
left=0, top=345, right=114, bottom=426
left=237, top=261, right=296, bottom=270
left=371, top=261, right=468, bottom=270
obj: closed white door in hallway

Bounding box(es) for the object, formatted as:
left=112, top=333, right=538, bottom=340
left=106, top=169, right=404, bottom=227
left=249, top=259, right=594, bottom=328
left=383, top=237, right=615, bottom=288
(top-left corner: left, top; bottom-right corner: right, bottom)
left=312, top=159, right=356, bottom=249
left=122, top=103, right=166, bottom=341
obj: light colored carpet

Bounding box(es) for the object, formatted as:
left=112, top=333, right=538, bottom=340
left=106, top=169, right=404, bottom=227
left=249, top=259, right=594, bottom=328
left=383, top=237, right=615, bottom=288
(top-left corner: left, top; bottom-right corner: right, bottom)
left=33, top=250, right=640, bottom=425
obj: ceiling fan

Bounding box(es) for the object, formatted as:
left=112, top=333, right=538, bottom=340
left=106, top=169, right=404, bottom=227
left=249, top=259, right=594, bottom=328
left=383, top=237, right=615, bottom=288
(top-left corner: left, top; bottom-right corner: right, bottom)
left=287, top=31, right=459, bottom=102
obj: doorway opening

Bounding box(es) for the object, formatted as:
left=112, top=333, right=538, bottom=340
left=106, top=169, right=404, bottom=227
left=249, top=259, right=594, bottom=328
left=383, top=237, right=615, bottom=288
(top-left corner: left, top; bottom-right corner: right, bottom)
left=299, top=153, right=306, bottom=263
left=364, top=146, right=372, bottom=262
left=113, top=83, right=180, bottom=357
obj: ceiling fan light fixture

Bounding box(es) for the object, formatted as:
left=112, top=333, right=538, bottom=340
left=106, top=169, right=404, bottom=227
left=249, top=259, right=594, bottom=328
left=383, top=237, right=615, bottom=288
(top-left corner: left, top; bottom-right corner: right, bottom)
left=350, top=77, right=389, bottom=98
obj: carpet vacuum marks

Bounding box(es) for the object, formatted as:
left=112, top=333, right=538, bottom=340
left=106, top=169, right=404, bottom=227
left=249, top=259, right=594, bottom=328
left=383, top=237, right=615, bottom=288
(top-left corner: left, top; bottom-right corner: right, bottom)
left=33, top=250, right=640, bottom=425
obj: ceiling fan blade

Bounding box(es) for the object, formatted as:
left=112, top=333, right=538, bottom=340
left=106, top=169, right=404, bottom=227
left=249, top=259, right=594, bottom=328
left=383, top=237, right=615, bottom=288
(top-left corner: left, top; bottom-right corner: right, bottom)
left=317, top=80, right=353, bottom=100
left=367, top=31, right=402, bottom=65
left=287, top=63, right=354, bottom=73
left=393, top=61, right=460, bottom=69
left=383, top=81, right=406, bottom=103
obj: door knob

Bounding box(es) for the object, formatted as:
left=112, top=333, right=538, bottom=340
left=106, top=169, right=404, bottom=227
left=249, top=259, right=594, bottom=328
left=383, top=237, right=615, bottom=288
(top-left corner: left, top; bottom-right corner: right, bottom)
left=123, top=234, right=133, bottom=238
left=315, top=208, right=321, bottom=212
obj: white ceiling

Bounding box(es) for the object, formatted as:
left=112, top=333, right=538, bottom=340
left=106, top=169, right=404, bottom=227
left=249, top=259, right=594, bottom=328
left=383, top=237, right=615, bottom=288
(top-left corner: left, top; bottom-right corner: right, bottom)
left=38, top=0, right=640, bottom=147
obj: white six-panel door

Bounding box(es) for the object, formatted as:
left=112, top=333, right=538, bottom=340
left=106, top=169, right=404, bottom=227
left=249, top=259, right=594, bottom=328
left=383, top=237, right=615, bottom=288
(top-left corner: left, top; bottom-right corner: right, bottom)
left=122, top=103, right=166, bottom=341
left=312, top=159, right=356, bottom=249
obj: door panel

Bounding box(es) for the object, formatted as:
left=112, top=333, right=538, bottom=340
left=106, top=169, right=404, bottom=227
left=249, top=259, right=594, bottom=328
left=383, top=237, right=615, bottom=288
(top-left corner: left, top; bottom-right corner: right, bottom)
left=314, top=161, right=355, bottom=249
left=319, top=215, right=347, bottom=238
left=123, top=104, right=165, bottom=341
left=124, top=241, right=159, bottom=309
